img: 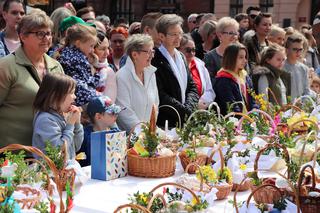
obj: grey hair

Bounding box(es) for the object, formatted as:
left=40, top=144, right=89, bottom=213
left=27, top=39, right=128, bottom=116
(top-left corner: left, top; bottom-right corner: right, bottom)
left=269, top=25, right=285, bottom=37
left=50, top=7, right=73, bottom=45
left=96, top=15, right=110, bottom=25
left=125, top=34, right=154, bottom=57
left=216, top=17, right=239, bottom=33
left=187, top=13, right=198, bottom=22
left=199, top=20, right=216, bottom=40
left=155, top=14, right=183, bottom=35
left=17, top=10, right=53, bottom=35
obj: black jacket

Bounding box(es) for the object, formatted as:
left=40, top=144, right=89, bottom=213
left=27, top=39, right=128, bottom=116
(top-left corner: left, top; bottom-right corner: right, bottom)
left=213, top=69, right=258, bottom=115
left=151, top=48, right=199, bottom=127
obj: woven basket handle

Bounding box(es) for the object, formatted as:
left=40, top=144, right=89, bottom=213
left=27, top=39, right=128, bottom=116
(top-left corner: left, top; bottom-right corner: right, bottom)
left=246, top=184, right=282, bottom=208
left=185, top=109, right=212, bottom=126
left=233, top=177, right=249, bottom=213
left=147, top=193, right=167, bottom=210
left=276, top=104, right=303, bottom=115
left=287, top=118, right=319, bottom=136
left=185, top=162, right=205, bottom=192
left=293, top=95, right=317, bottom=110
left=224, top=112, right=255, bottom=137
left=0, top=144, right=65, bottom=213
left=208, top=146, right=225, bottom=176
left=254, top=143, right=290, bottom=179
left=208, top=102, right=222, bottom=121
left=267, top=87, right=280, bottom=106
left=238, top=109, right=276, bottom=136
left=127, top=121, right=148, bottom=148
left=148, top=182, right=200, bottom=204
left=113, top=203, right=151, bottom=213
left=158, top=105, right=182, bottom=129
left=298, top=164, right=316, bottom=194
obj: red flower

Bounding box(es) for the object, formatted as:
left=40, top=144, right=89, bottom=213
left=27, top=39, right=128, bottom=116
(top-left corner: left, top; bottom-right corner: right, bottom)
left=67, top=197, right=74, bottom=210
left=50, top=200, right=56, bottom=213
left=2, top=160, right=9, bottom=167
left=162, top=187, right=167, bottom=195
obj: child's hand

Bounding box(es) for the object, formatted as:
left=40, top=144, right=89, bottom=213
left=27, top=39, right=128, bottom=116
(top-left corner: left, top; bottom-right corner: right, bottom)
left=66, top=105, right=81, bottom=125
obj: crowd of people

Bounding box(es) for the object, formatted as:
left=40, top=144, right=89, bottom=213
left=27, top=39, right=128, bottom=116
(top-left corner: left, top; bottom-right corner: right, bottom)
left=0, top=0, right=320, bottom=166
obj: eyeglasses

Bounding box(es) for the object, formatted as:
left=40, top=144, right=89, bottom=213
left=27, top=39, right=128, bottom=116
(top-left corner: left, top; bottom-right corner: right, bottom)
left=111, top=39, right=125, bottom=44
left=249, top=14, right=257, bottom=19
left=167, top=32, right=183, bottom=37
left=185, top=47, right=196, bottom=53
left=222, top=31, right=239, bottom=36
left=28, top=31, right=52, bottom=39
left=291, top=48, right=304, bottom=52
left=139, top=49, right=155, bottom=55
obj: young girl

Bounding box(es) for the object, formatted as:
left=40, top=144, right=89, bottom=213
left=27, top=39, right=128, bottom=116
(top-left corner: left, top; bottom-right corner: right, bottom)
left=213, top=42, right=257, bottom=115
left=57, top=23, right=100, bottom=107
left=32, top=73, right=84, bottom=160
left=252, top=44, right=291, bottom=105
left=92, top=31, right=117, bottom=101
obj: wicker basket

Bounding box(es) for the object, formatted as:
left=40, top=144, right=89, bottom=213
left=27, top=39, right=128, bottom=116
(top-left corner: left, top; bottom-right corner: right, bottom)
left=179, top=150, right=207, bottom=174
left=0, top=144, right=66, bottom=213
left=148, top=182, right=200, bottom=210
left=291, top=164, right=320, bottom=213
left=237, top=109, right=276, bottom=141
left=250, top=143, right=290, bottom=204
left=232, top=180, right=250, bottom=192
left=127, top=151, right=176, bottom=178
left=208, top=147, right=233, bottom=200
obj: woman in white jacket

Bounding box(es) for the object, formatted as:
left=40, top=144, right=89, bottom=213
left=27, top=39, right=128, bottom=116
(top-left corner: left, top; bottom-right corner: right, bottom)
left=116, top=34, right=159, bottom=132
left=179, top=34, right=215, bottom=109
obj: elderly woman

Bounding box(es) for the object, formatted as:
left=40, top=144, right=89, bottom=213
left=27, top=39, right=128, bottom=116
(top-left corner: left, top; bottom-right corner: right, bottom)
left=179, top=34, right=215, bottom=109
left=116, top=34, right=159, bottom=132
left=151, top=14, right=199, bottom=128
left=204, top=17, right=239, bottom=82
left=0, top=11, right=64, bottom=147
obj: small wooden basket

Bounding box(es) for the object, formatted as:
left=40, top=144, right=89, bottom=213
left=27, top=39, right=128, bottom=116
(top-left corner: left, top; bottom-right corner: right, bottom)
left=207, top=147, right=233, bottom=200
left=127, top=151, right=176, bottom=178
left=179, top=150, right=207, bottom=174
left=249, top=143, right=290, bottom=204
left=293, top=164, right=320, bottom=213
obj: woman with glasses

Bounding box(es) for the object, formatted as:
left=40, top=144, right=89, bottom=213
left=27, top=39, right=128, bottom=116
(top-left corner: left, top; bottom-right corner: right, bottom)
left=108, top=27, right=128, bottom=71
left=0, top=11, right=64, bottom=147
left=116, top=34, right=159, bottom=132
left=0, top=0, right=25, bottom=58
left=152, top=14, right=199, bottom=128
left=204, top=17, right=239, bottom=83
left=179, top=34, right=215, bottom=109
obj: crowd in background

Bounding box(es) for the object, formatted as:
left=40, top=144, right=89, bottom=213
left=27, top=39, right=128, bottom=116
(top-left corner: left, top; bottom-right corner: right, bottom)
left=0, top=0, right=320, bottom=166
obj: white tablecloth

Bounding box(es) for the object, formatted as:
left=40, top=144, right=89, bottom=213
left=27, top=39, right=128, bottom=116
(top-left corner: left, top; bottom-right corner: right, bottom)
left=72, top=162, right=251, bottom=213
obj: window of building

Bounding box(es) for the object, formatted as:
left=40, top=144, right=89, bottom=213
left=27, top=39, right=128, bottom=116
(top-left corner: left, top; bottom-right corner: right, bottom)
left=111, top=0, right=133, bottom=23
left=260, top=0, right=274, bottom=13
left=230, top=0, right=243, bottom=18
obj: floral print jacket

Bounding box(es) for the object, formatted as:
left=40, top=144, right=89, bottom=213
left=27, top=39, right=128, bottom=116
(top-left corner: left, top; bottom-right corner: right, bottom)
left=58, top=45, right=100, bottom=106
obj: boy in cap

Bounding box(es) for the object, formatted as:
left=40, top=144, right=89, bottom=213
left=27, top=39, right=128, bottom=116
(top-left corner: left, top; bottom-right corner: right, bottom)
left=78, top=96, right=122, bottom=166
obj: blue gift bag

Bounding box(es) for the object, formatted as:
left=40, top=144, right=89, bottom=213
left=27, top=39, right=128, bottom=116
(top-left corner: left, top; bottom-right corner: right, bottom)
left=91, top=130, right=127, bottom=181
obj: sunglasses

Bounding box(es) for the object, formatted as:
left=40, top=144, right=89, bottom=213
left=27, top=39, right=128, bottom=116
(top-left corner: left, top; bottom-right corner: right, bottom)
left=185, top=47, right=196, bottom=53
left=249, top=14, right=257, bottom=19
left=291, top=48, right=304, bottom=52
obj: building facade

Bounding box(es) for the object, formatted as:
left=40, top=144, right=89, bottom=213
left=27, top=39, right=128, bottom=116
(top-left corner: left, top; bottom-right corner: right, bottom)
left=40, top=0, right=318, bottom=28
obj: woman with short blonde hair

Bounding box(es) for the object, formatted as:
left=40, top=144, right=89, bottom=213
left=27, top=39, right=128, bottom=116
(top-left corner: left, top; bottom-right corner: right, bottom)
left=204, top=17, right=239, bottom=81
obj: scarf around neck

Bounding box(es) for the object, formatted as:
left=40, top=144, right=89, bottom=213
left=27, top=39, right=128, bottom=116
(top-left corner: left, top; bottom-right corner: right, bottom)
left=159, top=44, right=188, bottom=104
